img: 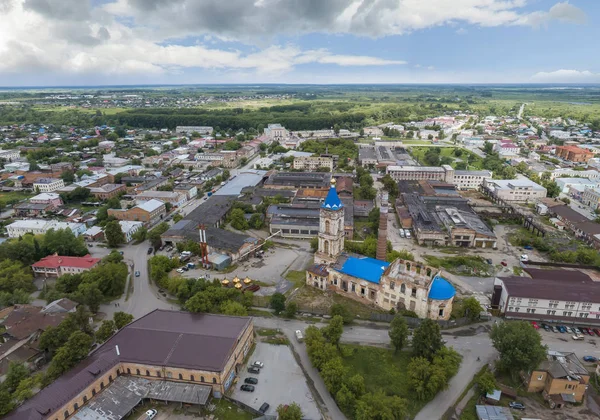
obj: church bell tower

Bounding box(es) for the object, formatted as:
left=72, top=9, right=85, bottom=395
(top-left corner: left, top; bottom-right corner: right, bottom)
left=315, top=178, right=345, bottom=265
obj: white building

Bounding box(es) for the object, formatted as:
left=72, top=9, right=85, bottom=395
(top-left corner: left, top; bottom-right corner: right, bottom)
left=483, top=178, right=547, bottom=202
left=549, top=168, right=600, bottom=181
left=493, top=269, right=600, bottom=326
left=33, top=178, right=65, bottom=193
left=6, top=220, right=87, bottom=238
left=253, top=157, right=274, bottom=169
left=549, top=130, right=571, bottom=139
left=452, top=170, right=493, bottom=190
left=175, top=126, right=213, bottom=135
left=102, top=154, right=131, bottom=168
left=264, top=124, right=288, bottom=141
left=555, top=178, right=598, bottom=194
left=582, top=187, right=600, bottom=210
left=118, top=221, right=144, bottom=243
left=293, top=156, right=334, bottom=172
left=0, top=149, right=21, bottom=161
left=386, top=165, right=455, bottom=183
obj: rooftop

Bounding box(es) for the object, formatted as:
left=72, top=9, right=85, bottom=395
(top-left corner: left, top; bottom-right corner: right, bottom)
left=6, top=310, right=251, bottom=420
left=33, top=178, right=60, bottom=184
left=336, top=255, right=390, bottom=284
left=322, top=180, right=343, bottom=210
left=213, top=170, right=267, bottom=196
left=499, top=268, right=600, bottom=302
left=2, top=305, right=67, bottom=340
left=32, top=254, right=100, bottom=269
left=428, top=276, right=456, bottom=300
left=136, top=199, right=165, bottom=213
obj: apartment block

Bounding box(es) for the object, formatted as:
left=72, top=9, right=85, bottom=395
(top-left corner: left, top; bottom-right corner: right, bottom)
left=292, top=156, right=334, bottom=171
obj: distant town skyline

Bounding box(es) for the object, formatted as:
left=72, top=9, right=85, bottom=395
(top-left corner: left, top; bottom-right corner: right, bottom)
left=0, top=0, right=597, bottom=86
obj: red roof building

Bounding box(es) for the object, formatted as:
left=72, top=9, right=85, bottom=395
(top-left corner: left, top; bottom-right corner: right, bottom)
left=31, top=254, right=101, bottom=278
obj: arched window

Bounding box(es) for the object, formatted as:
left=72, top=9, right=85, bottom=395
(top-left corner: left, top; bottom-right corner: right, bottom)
left=146, top=370, right=150, bottom=376
left=324, top=240, right=330, bottom=254
left=92, top=389, right=96, bottom=396
left=190, top=375, right=195, bottom=381
left=179, top=373, right=183, bottom=380
left=212, top=378, right=217, bottom=384
left=64, top=411, right=69, bottom=419
left=83, top=396, right=88, bottom=403
left=400, top=284, right=406, bottom=293
left=325, top=220, right=331, bottom=234
left=127, top=368, right=131, bottom=374
left=109, top=375, right=113, bottom=382
left=201, top=376, right=205, bottom=382
left=100, top=382, right=105, bottom=389
left=156, top=371, right=161, bottom=378
left=74, top=403, right=79, bottom=411
left=136, top=369, right=140, bottom=375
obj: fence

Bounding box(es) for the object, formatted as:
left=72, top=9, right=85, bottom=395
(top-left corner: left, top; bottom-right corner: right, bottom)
left=222, top=395, right=263, bottom=417
left=370, top=313, right=472, bottom=329
left=524, top=260, right=600, bottom=271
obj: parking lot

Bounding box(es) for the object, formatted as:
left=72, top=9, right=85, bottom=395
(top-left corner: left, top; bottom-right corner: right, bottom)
left=231, top=343, right=320, bottom=419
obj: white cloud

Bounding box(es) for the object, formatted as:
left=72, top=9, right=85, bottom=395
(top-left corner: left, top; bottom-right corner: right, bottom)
left=427, top=66, right=435, bottom=71
left=531, top=69, right=600, bottom=83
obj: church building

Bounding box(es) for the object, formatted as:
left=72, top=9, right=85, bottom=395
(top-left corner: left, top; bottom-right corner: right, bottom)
left=306, top=178, right=456, bottom=320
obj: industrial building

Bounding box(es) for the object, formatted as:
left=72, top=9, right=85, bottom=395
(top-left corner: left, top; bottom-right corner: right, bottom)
left=6, top=310, right=254, bottom=420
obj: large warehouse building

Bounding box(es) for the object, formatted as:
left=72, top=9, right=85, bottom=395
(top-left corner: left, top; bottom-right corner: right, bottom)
left=7, top=310, right=254, bottom=420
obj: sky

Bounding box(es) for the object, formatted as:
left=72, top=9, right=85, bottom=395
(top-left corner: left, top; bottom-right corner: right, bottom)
left=0, top=0, right=598, bottom=86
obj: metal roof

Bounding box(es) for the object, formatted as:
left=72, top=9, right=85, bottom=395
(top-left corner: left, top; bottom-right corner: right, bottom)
left=338, top=256, right=389, bottom=284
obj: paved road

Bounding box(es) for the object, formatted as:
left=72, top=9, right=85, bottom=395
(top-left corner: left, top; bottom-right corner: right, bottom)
left=95, top=242, right=172, bottom=320
left=517, top=103, right=525, bottom=119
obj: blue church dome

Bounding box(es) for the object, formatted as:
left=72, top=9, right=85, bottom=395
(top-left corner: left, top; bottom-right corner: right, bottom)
left=428, top=276, right=456, bottom=300
left=322, top=179, right=343, bottom=210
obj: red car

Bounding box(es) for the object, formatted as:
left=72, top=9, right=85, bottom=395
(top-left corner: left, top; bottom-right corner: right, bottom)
left=593, top=328, right=600, bottom=337
left=531, top=321, right=539, bottom=329
left=501, top=261, right=508, bottom=267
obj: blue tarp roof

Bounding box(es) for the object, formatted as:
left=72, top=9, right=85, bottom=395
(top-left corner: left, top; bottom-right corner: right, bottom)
left=339, top=257, right=389, bottom=284
left=428, top=276, right=456, bottom=300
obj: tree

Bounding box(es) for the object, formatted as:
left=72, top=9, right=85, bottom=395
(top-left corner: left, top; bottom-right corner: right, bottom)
left=388, top=315, right=409, bottom=352
left=310, top=236, right=318, bottom=252
left=96, top=320, right=117, bottom=343
left=544, top=180, right=561, bottom=198
left=13, top=376, right=36, bottom=403
left=483, top=141, right=494, bottom=155
left=60, top=170, right=75, bottom=183
left=104, top=220, right=125, bottom=248
left=46, top=331, right=93, bottom=381
left=323, top=315, right=344, bottom=347
left=173, top=213, right=183, bottom=223
left=476, top=370, right=497, bottom=395
left=412, top=319, right=443, bottom=360
left=39, top=315, right=78, bottom=355
left=330, top=303, right=354, bottom=324
left=277, top=402, right=303, bottom=420
left=0, top=389, right=14, bottom=416
left=220, top=300, right=248, bottom=316
left=230, top=208, right=249, bottom=230
left=132, top=226, right=147, bottom=242
left=113, top=311, right=134, bottom=329
left=460, top=297, right=483, bottom=320
left=321, top=357, right=347, bottom=394
left=270, top=292, right=286, bottom=314
left=336, top=384, right=356, bottom=414
left=73, top=282, right=103, bottom=313
left=355, top=390, right=408, bottom=420
left=284, top=301, right=298, bottom=318
left=3, top=363, right=29, bottom=393
left=490, top=321, right=547, bottom=377
left=249, top=213, right=263, bottom=229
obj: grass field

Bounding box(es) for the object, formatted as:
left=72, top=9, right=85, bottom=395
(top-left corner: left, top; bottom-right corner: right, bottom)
left=0, top=191, right=33, bottom=207
left=340, top=345, right=428, bottom=418
left=410, top=146, right=484, bottom=170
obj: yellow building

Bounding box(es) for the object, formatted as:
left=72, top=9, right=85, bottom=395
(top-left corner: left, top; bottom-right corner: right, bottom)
left=6, top=310, right=254, bottom=420
left=523, top=350, right=589, bottom=407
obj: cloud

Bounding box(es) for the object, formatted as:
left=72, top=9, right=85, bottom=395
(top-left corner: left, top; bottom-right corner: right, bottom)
left=531, top=69, right=600, bottom=83
left=104, top=0, right=586, bottom=40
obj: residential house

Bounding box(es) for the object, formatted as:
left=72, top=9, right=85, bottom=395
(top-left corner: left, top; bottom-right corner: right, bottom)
left=293, top=156, right=334, bottom=172
left=135, top=191, right=187, bottom=207
left=107, top=199, right=166, bottom=227
left=483, top=178, right=547, bottom=202
left=119, top=221, right=144, bottom=243
left=31, top=254, right=101, bottom=278
left=89, top=183, right=127, bottom=200
left=30, top=192, right=63, bottom=208
left=523, top=350, right=589, bottom=406
left=556, top=145, right=594, bottom=163
left=41, top=298, right=78, bottom=314
left=6, top=220, right=86, bottom=238
left=173, top=184, right=198, bottom=200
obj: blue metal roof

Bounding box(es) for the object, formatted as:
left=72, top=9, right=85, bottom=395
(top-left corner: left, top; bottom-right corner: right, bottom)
left=321, top=184, right=343, bottom=210
left=338, top=257, right=390, bottom=284
left=428, top=276, right=456, bottom=300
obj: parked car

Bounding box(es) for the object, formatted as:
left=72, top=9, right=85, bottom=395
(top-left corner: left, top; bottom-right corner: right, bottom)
left=551, top=326, right=559, bottom=333
left=253, top=361, right=264, bottom=368
left=259, top=403, right=270, bottom=414
left=176, top=268, right=185, bottom=273
left=557, top=325, right=566, bottom=333
left=572, top=334, right=584, bottom=341
left=248, top=367, right=260, bottom=374
left=580, top=327, right=590, bottom=335
left=565, top=326, right=573, bottom=334
left=583, top=356, right=598, bottom=362
left=135, top=271, right=140, bottom=277
left=147, top=247, right=153, bottom=254
left=240, top=384, right=255, bottom=392
left=146, top=409, right=158, bottom=420
left=399, top=229, right=405, bottom=238
left=500, top=261, right=507, bottom=267
left=531, top=321, right=539, bottom=329
left=520, top=254, right=529, bottom=262
left=485, top=258, right=493, bottom=265
left=593, top=328, right=600, bottom=336
left=295, top=330, right=304, bottom=342
left=509, top=402, right=525, bottom=410
left=573, top=327, right=581, bottom=335
left=523, top=245, right=533, bottom=250
left=244, top=377, right=258, bottom=384
left=405, top=230, right=411, bottom=239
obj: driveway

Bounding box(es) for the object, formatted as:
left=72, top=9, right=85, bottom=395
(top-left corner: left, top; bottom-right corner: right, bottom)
left=231, top=343, right=320, bottom=419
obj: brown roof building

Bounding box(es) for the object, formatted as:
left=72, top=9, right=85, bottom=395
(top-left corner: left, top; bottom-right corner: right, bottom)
left=493, top=268, right=600, bottom=325
left=5, top=310, right=254, bottom=420
left=555, top=146, right=594, bottom=163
